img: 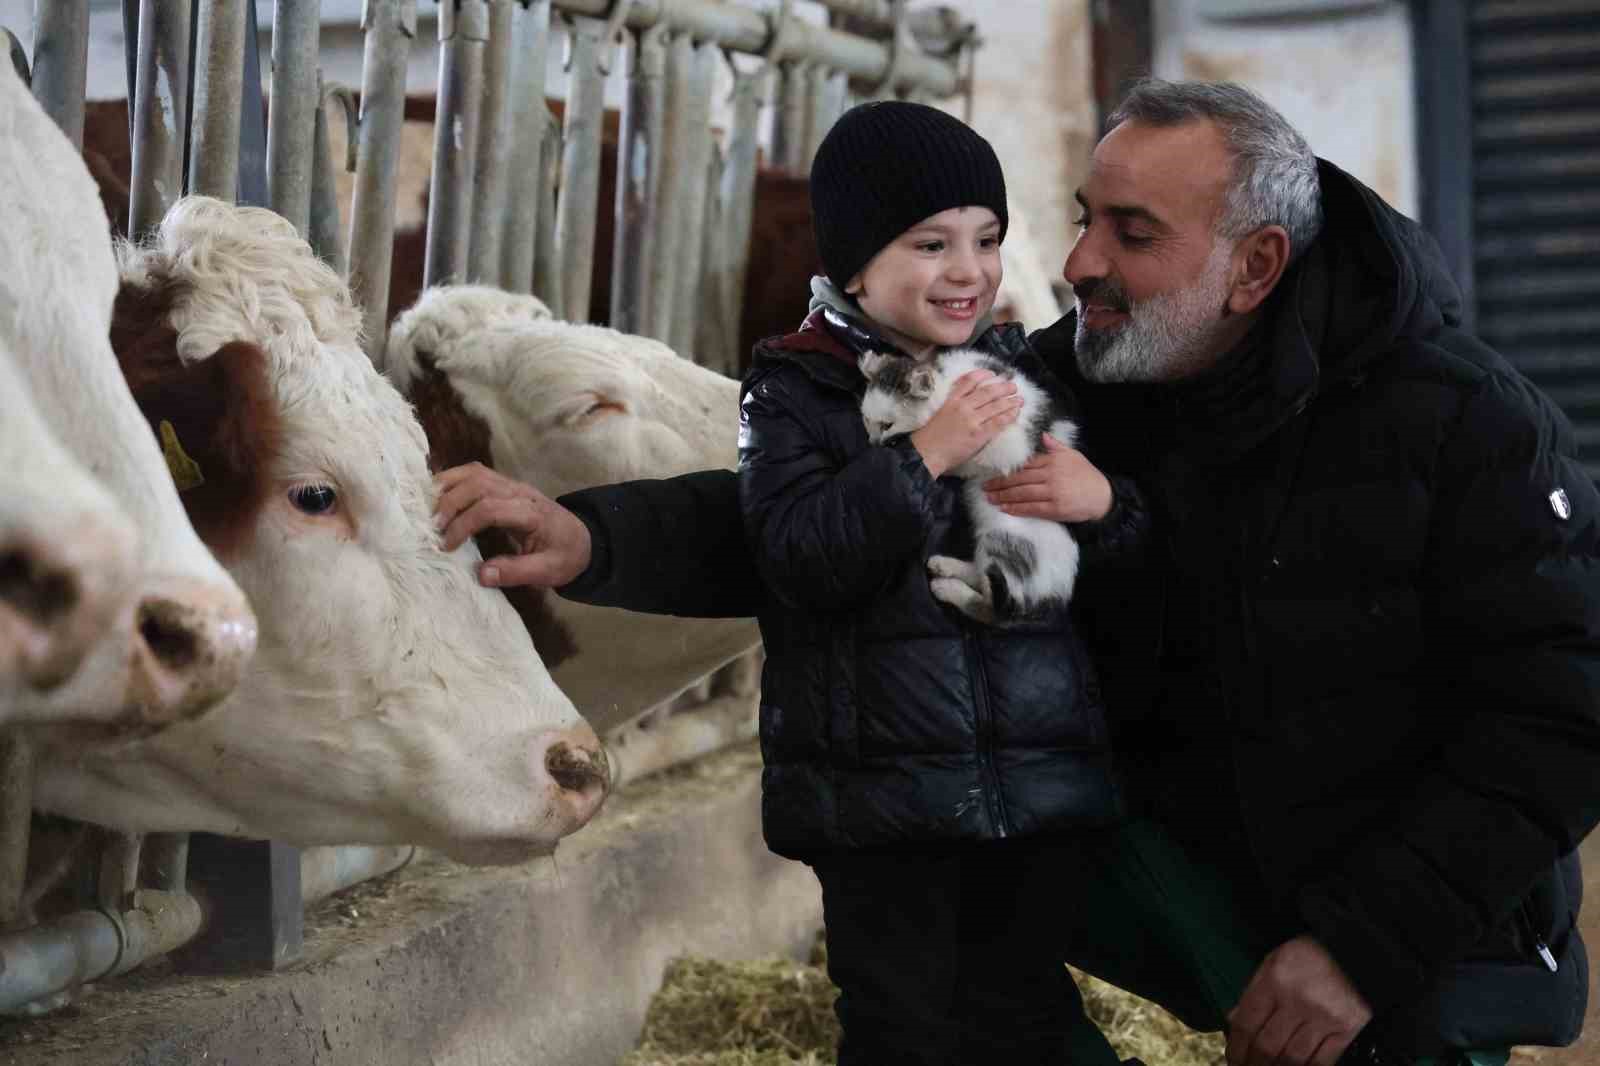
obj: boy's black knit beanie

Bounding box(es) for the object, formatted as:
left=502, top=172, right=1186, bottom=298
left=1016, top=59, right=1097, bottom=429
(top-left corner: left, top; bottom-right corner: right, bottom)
left=810, top=100, right=1008, bottom=292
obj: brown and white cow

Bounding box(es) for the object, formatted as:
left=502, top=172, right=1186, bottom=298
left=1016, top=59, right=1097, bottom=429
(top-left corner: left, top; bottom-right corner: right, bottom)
left=34, top=199, right=608, bottom=865
left=387, top=286, right=762, bottom=785
left=0, top=344, right=140, bottom=704
left=1, top=59, right=257, bottom=732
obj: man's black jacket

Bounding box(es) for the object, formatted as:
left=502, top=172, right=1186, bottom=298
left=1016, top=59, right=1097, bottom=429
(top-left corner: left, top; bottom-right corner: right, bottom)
left=558, top=161, right=1600, bottom=1053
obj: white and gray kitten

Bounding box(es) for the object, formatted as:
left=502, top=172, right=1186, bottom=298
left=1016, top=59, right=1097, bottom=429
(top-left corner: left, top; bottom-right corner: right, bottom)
left=859, top=348, right=1081, bottom=624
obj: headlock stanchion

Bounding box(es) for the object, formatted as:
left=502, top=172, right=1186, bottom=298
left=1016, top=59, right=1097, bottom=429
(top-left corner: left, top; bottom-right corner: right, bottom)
left=29, top=0, right=91, bottom=149
left=267, top=0, right=324, bottom=236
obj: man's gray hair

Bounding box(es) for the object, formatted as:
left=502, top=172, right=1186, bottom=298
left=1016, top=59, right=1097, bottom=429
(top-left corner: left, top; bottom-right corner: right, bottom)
left=1108, top=79, right=1323, bottom=262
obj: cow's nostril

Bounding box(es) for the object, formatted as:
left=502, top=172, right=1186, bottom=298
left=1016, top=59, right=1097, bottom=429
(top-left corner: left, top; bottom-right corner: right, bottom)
left=0, top=547, right=78, bottom=626
left=546, top=741, right=609, bottom=793
left=138, top=600, right=200, bottom=671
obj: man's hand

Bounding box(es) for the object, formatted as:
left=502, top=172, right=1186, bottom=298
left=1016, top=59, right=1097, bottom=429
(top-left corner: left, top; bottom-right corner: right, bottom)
left=982, top=434, right=1112, bottom=523
left=433, top=463, right=592, bottom=588
left=1226, top=937, right=1373, bottom=1066
left=908, top=370, right=1023, bottom=478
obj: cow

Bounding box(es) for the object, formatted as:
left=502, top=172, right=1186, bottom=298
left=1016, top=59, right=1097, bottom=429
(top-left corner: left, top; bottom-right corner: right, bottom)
left=1, top=59, right=257, bottom=732
left=33, top=198, right=609, bottom=866
left=387, top=285, right=762, bottom=785
left=0, top=343, right=139, bottom=704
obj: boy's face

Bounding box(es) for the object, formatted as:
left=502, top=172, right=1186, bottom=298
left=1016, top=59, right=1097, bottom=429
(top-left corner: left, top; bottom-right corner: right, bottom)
left=846, top=206, right=1002, bottom=358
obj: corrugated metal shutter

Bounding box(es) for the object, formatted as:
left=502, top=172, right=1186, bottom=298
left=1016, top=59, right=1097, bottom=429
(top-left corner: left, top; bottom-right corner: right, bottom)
left=1470, top=1, right=1600, bottom=475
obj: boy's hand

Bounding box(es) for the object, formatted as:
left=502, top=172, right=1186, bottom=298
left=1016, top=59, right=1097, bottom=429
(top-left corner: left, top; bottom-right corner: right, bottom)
left=909, top=370, right=1023, bottom=478
left=983, top=434, right=1112, bottom=523
left=433, top=463, right=592, bottom=588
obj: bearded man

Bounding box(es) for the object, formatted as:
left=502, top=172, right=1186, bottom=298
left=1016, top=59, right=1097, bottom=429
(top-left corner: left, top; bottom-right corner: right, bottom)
left=434, top=79, right=1599, bottom=1066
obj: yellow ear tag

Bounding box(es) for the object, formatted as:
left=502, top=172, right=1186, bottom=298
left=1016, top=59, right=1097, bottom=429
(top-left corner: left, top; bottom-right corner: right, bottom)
left=158, top=420, right=206, bottom=492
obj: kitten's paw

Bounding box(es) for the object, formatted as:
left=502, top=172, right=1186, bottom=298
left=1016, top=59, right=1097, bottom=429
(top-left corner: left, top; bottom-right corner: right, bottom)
left=928, top=555, right=982, bottom=585
left=930, top=577, right=997, bottom=625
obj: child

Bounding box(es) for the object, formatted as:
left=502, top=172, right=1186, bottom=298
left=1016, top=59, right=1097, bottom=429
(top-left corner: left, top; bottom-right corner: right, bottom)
left=739, top=101, right=1141, bottom=1065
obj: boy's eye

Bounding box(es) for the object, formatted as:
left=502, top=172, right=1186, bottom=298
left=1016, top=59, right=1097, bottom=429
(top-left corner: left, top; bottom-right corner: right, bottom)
left=979, top=236, right=1000, bottom=249
left=916, top=241, right=945, bottom=253
left=1072, top=214, right=1088, bottom=227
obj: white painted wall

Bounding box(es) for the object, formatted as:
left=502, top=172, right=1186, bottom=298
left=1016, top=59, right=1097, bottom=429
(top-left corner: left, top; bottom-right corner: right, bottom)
left=1151, top=0, right=1418, bottom=219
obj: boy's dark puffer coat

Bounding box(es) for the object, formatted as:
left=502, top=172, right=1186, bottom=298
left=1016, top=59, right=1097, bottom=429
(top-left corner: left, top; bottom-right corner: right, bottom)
left=735, top=312, right=1121, bottom=858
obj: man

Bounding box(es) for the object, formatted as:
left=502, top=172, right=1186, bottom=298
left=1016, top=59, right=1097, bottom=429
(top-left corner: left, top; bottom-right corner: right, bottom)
left=435, top=80, right=1598, bottom=1066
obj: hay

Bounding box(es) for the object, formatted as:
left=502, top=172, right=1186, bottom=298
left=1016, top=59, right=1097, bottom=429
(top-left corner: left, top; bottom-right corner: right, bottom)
left=623, top=940, right=1226, bottom=1066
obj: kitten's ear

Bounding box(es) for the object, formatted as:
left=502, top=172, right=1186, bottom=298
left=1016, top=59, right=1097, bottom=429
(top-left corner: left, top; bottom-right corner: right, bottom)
left=910, top=364, right=938, bottom=397
left=858, top=351, right=886, bottom=381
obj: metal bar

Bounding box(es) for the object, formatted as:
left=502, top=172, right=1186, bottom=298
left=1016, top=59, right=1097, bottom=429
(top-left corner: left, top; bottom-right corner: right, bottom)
left=774, top=61, right=805, bottom=173
left=0, top=890, right=203, bottom=1013
left=714, top=64, right=765, bottom=374
left=300, top=845, right=415, bottom=903
left=267, top=0, right=323, bottom=234
left=1412, top=0, right=1476, bottom=330
left=97, top=831, right=141, bottom=912
left=189, top=0, right=249, bottom=199
left=552, top=14, right=609, bottom=323
left=466, top=0, right=513, bottom=284
left=666, top=38, right=717, bottom=354
left=690, top=140, right=724, bottom=367
left=609, top=23, right=665, bottom=334
left=531, top=112, right=564, bottom=316
left=0, top=735, right=31, bottom=932
left=543, top=0, right=959, bottom=96
left=500, top=0, right=554, bottom=294
left=424, top=0, right=490, bottom=288
left=309, top=77, right=350, bottom=273
left=29, top=0, right=91, bottom=148
left=141, top=833, right=189, bottom=893
left=237, top=0, right=269, bottom=206
left=128, top=0, right=193, bottom=238
left=643, top=30, right=691, bottom=340
left=803, top=60, right=829, bottom=167
left=348, top=0, right=417, bottom=367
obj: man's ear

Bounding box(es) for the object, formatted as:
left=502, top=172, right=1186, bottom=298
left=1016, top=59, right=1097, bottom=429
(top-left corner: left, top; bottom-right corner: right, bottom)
left=845, top=272, right=864, bottom=297
left=909, top=365, right=937, bottom=397
left=1227, top=224, right=1291, bottom=315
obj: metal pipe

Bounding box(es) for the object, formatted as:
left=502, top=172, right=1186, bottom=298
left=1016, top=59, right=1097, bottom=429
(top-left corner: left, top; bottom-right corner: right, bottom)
left=609, top=23, right=665, bottom=335
left=500, top=0, right=553, bottom=294
left=689, top=140, right=724, bottom=367
left=803, top=60, right=829, bottom=167
left=299, top=846, right=414, bottom=903
left=309, top=77, right=352, bottom=273
left=466, top=0, right=513, bottom=285
left=347, top=0, right=416, bottom=368
left=531, top=113, right=564, bottom=316
left=543, top=0, right=959, bottom=98
left=0, top=891, right=203, bottom=1013
left=189, top=0, right=249, bottom=200
left=666, top=38, right=717, bottom=355
left=552, top=14, right=609, bottom=324
left=29, top=0, right=90, bottom=148
left=775, top=61, right=805, bottom=173
left=0, top=735, right=31, bottom=932
left=96, top=831, right=141, bottom=912
left=267, top=0, right=323, bottom=235
left=424, top=0, right=489, bottom=288
left=643, top=30, right=690, bottom=341
left=127, top=0, right=192, bottom=238
left=714, top=64, right=765, bottom=374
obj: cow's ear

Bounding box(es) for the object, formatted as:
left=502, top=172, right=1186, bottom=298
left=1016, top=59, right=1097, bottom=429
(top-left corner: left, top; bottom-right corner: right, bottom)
left=112, top=282, right=282, bottom=557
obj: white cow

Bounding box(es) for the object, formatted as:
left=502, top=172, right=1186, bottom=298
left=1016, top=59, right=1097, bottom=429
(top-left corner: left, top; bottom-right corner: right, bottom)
left=0, top=345, right=139, bottom=703
left=387, top=286, right=761, bottom=785
left=0, top=59, right=256, bottom=731
left=35, top=199, right=608, bottom=865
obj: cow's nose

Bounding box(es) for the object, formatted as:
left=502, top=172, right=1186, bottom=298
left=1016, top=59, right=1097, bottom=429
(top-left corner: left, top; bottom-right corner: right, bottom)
left=0, top=512, right=139, bottom=689
left=539, top=721, right=610, bottom=833
left=126, top=575, right=257, bottom=725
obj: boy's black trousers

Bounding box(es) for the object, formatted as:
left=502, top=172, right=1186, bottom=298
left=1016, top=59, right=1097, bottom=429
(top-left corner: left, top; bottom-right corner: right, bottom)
left=806, top=837, right=1115, bottom=1066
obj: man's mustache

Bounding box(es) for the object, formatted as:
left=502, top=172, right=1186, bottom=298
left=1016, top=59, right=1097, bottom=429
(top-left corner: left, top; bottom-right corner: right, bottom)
left=1073, top=277, right=1131, bottom=314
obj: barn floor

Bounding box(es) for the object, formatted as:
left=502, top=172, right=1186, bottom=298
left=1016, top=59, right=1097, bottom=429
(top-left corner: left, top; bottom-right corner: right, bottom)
left=0, top=744, right=823, bottom=1066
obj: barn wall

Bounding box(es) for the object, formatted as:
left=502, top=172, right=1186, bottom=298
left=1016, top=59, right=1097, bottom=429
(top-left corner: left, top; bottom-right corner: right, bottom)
left=1150, top=0, right=1418, bottom=220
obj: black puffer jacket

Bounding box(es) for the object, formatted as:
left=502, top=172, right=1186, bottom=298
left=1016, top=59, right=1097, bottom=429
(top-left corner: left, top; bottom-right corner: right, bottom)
left=735, top=310, right=1121, bottom=857
left=1048, top=160, right=1600, bottom=1054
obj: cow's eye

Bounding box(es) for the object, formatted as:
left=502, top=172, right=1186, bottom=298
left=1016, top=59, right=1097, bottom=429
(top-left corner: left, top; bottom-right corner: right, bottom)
left=289, top=484, right=338, bottom=515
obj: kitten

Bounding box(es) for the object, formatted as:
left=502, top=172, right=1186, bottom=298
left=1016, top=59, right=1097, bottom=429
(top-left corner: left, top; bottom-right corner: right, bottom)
left=859, top=348, right=1082, bottom=624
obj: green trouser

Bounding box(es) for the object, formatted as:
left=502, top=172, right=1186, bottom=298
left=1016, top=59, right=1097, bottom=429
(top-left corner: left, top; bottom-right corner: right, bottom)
left=1055, top=819, right=1511, bottom=1066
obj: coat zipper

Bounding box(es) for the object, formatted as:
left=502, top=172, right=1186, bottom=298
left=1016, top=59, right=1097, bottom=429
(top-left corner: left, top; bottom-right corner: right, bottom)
left=964, top=630, right=1008, bottom=837
left=1519, top=899, right=1559, bottom=973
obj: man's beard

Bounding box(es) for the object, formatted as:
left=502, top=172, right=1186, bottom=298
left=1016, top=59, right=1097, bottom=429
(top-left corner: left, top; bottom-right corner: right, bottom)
left=1073, top=243, right=1234, bottom=383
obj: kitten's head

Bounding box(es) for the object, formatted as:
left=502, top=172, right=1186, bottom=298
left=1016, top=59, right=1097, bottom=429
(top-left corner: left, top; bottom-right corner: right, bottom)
left=859, top=351, right=939, bottom=444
